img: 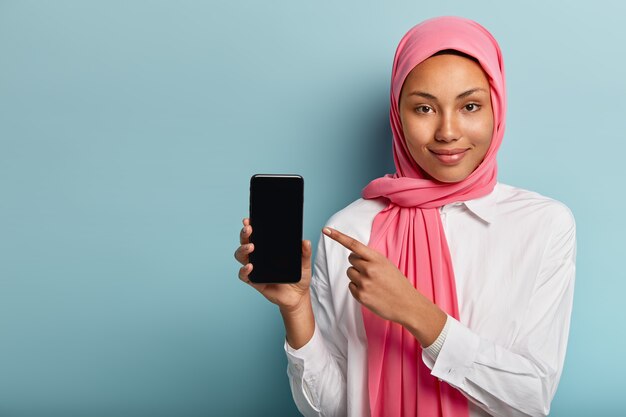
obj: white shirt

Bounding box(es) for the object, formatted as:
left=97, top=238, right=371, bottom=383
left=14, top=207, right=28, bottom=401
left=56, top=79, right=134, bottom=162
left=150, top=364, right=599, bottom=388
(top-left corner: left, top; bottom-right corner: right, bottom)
left=284, top=182, right=576, bottom=417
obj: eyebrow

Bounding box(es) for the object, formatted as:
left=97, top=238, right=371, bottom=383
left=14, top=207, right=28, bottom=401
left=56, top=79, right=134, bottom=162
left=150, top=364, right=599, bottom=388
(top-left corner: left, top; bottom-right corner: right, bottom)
left=407, top=88, right=488, bottom=100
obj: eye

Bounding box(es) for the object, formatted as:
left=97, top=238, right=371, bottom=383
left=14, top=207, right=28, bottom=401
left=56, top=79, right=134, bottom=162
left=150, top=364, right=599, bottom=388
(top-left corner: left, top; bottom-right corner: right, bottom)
left=415, top=105, right=434, bottom=114
left=464, top=103, right=481, bottom=112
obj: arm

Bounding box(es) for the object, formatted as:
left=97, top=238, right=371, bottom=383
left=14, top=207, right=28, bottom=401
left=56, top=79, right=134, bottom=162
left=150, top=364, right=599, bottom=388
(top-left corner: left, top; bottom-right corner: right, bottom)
left=322, top=206, right=576, bottom=416
left=234, top=219, right=345, bottom=415
left=423, top=209, right=577, bottom=416
left=284, top=233, right=348, bottom=417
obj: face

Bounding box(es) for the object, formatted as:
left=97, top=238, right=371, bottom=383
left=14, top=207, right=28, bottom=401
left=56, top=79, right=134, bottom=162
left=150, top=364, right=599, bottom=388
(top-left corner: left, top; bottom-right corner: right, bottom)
left=399, top=54, right=494, bottom=183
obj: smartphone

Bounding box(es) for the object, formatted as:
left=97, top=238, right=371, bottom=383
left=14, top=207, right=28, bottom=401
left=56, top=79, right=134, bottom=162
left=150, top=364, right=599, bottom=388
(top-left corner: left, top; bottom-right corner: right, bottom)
left=248, top=174, right=303, bottom=284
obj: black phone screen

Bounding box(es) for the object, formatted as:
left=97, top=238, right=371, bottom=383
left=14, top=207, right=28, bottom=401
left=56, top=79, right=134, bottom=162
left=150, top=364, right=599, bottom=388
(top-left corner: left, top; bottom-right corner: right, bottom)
left=249, top=174, right=303, bottom=283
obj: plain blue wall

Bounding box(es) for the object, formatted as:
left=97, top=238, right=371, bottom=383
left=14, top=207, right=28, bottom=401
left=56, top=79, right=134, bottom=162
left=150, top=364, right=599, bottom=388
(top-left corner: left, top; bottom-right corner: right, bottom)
left=1, top=1, right=625, bottom=416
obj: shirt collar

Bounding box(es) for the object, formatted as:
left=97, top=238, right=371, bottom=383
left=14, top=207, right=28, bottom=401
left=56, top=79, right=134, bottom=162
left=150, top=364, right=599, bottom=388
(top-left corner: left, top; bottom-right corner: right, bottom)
left=463, top=182, right=499, bottom=224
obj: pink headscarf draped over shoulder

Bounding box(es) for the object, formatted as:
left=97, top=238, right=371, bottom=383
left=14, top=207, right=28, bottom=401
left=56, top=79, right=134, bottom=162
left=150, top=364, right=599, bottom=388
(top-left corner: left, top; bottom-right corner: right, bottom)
left=361, top=16, right=506, bottom=417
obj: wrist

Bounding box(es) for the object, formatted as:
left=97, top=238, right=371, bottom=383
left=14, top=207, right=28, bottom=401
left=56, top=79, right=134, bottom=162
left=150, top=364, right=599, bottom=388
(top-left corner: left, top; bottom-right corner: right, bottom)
left=279, top=290, right=312, bottom=317
left=401, top=290, right=447, bottom=347
left=397, top=288, right=423, bottom=328
left=280, top=292, right=315, bottom=350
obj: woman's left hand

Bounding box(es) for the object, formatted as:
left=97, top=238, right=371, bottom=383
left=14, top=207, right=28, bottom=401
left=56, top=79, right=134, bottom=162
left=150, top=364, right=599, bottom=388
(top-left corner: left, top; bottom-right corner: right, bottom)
left=322, top=227, right=418, bottom=323
left=322, top=227, right=446, bottom=346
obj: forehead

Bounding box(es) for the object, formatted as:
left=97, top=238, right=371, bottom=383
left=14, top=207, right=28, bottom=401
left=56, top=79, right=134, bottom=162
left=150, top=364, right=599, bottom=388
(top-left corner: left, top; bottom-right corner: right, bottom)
left=402, top=54, right=490, bottom=93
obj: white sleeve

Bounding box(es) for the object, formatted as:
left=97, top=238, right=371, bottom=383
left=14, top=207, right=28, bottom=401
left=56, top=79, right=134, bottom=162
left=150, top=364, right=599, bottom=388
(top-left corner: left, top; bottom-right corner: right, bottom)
left=284, top=233, right=347, bottom=417
left=422, top=208, right=576, bottom=417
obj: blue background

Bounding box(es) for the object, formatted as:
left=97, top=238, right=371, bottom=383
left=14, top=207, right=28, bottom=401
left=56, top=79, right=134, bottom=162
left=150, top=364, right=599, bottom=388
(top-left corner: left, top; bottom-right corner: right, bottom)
left=1, top=1, right=624, bottom=416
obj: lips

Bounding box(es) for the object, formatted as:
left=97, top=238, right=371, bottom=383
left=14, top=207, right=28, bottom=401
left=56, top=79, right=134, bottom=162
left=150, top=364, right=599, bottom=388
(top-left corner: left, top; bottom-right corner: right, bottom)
left=429, top=148, right=470, bottom=165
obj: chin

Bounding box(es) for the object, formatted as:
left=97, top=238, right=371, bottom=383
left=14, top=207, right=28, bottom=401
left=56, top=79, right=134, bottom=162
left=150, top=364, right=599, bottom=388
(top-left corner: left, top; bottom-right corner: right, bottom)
left=434, top=177, right=465, bottom=184
left=429, top=169, right=471, bottom=184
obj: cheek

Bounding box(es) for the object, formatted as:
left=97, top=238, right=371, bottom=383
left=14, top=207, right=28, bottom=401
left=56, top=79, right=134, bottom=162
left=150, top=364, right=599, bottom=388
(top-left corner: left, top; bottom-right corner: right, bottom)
left=405, top=134, right=429, bottom=152
left=402, top=119, right=432, bottom=149
left=467, top=114, right=494, bottom=148
left=404, top=132, right=432, bottom=165
left=468, top=119, right=493, bottom=164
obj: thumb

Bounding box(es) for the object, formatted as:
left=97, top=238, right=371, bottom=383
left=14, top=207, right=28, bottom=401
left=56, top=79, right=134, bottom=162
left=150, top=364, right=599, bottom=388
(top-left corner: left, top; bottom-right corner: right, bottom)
left=302, top=240, right=312, bottom=272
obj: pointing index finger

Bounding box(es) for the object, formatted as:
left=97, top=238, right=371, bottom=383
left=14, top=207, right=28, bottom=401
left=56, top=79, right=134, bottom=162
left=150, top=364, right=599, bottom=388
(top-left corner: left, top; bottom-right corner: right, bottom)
left=322, top=227, right=373, bottom=259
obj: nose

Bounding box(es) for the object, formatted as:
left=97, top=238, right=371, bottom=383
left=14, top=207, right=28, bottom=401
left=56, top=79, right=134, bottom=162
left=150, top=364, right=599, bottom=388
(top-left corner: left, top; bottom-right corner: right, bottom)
left=435, top=112, right=461, bottom=143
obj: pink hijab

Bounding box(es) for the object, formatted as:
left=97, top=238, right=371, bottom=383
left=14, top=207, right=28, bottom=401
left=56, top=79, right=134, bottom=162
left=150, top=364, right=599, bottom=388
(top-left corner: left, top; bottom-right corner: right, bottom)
left=361, top=16, right=506, bottom=416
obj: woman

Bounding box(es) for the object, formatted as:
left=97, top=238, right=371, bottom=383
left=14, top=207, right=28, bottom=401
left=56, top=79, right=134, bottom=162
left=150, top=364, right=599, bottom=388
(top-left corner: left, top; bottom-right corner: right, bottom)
left=235, top=16, right=576, bottom=417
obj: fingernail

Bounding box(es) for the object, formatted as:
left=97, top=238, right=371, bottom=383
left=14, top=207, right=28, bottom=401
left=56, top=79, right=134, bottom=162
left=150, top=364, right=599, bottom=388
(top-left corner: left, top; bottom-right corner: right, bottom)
left=322, top=227, right=331, bottom=236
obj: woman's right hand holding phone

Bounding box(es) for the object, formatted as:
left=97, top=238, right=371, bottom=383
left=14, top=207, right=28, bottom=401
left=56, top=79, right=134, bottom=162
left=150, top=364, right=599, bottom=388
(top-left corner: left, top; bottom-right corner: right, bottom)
left=235, top=218, right=312, bottom=314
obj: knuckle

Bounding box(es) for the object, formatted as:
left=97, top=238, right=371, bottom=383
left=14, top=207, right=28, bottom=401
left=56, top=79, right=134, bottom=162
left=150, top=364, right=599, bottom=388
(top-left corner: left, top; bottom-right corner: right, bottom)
left=349, top=285, right=357, bottom=297
left=359, top=292, right=369, bottom=305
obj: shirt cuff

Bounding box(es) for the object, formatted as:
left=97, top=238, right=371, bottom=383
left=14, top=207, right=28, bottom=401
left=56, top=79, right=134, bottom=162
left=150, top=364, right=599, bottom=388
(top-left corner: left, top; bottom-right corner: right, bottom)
left=284, top=324, right=326, bottom=412
left=424, top=316, right=481, bottom=389
left=284, top=322, right=329, bottom=378
left=423, top=314, right=451, bottom=361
